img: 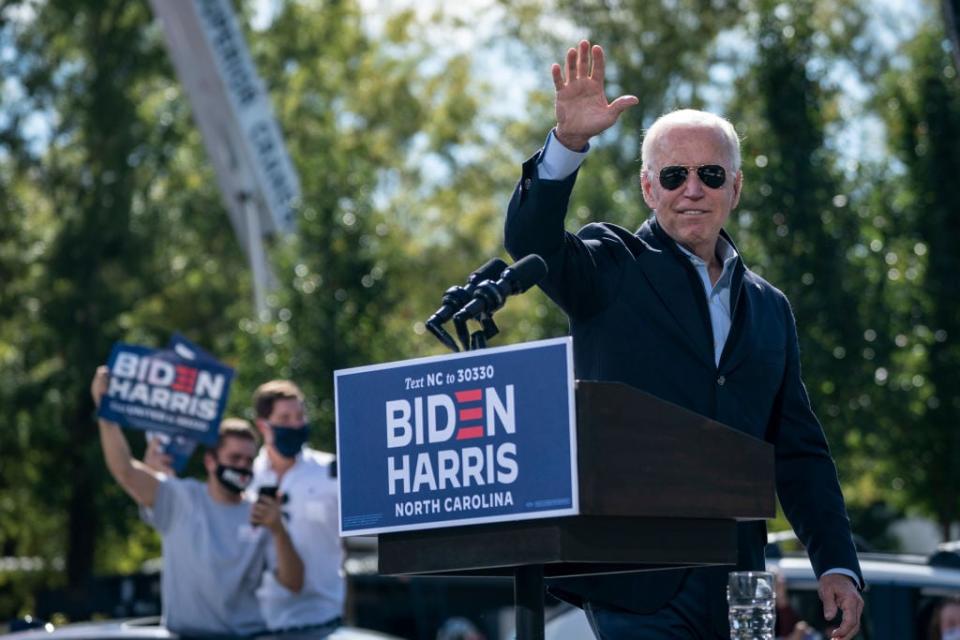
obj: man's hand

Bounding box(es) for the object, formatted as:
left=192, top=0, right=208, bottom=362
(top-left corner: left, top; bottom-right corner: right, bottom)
left=552, top=40, right=638, bottom=151
left=251, top=494, right=284, bottom=533
left=818, top=573, right=863, bottom=639
left=91, top=365, right=109, bottom=408
left=143, top=437, right=176, bottom=477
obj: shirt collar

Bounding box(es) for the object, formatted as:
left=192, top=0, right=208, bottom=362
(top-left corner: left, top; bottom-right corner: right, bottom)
left=674, top=235, right=738, bottom=269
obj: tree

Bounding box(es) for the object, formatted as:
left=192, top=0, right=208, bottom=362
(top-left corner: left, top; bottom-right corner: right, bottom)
left=0, top=0, right=524, bottom=619
left=876, top=22, right=960, bottom=538
left=724, top=0, right=883, bottom=472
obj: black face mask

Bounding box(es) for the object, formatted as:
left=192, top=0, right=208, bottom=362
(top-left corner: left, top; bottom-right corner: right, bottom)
left=215, top=464, right=253, bottom=494
left=270, top=423, right=309, bottom=459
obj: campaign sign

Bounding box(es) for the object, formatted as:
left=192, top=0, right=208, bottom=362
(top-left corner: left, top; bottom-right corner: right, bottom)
left=167, top=333, right=218, bottom=365
left=335, top=337, right=577, bottom=536
left=98, top=343, right=234, bottom=445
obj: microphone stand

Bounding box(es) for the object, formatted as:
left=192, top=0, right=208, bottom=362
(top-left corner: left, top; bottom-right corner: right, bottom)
left=455, top=312, right=500, bottom=352
left=452, top=306, right=545, bottom=640
left=469, top=315, right=499, bottom=351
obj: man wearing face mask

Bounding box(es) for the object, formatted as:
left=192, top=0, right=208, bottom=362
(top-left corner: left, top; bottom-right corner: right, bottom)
left=248, top=379, right=345, bottom=637
left=90, top=366, right=304, bottom=637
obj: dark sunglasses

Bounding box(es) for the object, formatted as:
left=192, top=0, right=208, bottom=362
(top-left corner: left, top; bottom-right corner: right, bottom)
left=658, top=164, right=727, bottom=190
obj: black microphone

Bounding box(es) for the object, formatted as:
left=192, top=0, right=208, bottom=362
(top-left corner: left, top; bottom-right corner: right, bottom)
left=426, top=258, right=508, bottom=352
left=426, top=258, right=508, bottom=326
left=453, top=254, right=548, bottom=322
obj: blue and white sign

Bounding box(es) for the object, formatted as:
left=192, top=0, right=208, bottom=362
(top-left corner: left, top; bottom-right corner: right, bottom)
left=98, top=342, right=234, bottom=445
left=168, top=332, right=219, bottom=364
left=335, top=337, right=577, bottom=536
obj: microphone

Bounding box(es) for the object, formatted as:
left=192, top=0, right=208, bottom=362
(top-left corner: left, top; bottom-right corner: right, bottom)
left=427, top=258, right=508, bottom=326
left=426, top=258, right=508, bottom=352
left=453, top=254, right=548, bottom=322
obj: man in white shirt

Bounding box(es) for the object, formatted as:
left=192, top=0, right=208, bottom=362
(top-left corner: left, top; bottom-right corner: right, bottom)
left=249, top=380, right=345, bottom=636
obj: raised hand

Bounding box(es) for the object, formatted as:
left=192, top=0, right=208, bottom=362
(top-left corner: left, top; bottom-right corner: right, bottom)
left=552, top=40, right=638, bottom=151
left=143, top=436, right=176, bottom=477
left=90, top=365, right=109, bottom=408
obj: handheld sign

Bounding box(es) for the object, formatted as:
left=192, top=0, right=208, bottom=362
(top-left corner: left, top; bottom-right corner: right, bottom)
left=335, top=337, right=577, bottom=536
left=167, top=332, right=219, bottom=365
left=98, top=343, right=234, bottom=445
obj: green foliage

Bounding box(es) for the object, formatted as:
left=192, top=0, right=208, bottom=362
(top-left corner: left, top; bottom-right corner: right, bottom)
left=726, top=0, right=876, bottom=473
left=874, top=23, right=960, bottom=536
left=0, top=0, right=189, bottom=595
left=0, top=0, right=528, bottom=619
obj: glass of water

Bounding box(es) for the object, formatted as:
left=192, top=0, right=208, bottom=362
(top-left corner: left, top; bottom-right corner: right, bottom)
left=727, top=571, right=776, bottom=640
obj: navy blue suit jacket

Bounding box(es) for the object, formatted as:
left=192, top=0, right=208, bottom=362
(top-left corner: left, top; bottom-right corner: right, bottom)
left=504, top=151, right=862, bottom=633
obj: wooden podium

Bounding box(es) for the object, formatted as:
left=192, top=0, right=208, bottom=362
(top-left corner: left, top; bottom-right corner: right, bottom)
left=377, top=380, right=775, bottom=638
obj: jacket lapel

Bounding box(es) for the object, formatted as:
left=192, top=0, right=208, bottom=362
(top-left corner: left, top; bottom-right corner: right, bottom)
left=634, top=219, right=716, bottom=369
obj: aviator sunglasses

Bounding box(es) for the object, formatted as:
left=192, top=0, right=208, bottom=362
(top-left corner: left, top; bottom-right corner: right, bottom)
left=658, top=164, right=727, bottom=190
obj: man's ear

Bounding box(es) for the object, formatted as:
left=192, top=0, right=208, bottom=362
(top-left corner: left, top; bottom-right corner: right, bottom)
left=640, top=170, right=658, bottom=210
left=731, top=170, right=743, bottom=209
left=255, top=418, right=272, bottom=445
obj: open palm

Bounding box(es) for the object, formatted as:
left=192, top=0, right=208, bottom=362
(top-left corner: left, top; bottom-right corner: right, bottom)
left=552, top=40, right=638, bottom=150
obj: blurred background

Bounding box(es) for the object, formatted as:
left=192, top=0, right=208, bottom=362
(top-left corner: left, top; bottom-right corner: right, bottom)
left=0, top=0, right=958, bottom=634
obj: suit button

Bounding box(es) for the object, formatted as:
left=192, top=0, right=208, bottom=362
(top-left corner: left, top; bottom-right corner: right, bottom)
left=523, top=178, right=532, bottom=190
left=717, top=375, right=726, bottom=386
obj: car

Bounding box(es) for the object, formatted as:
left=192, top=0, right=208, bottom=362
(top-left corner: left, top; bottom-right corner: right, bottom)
left=0, top=617, right=404, bottom=640
left=768, top=550, right=960, bottom=639
left=542, top=544, right=960, bottom=640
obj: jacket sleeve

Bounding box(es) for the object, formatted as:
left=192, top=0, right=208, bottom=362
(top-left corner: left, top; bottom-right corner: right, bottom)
left=770, top=297, right=863, bottom=585
left=504, top=150, right=627, bottom=320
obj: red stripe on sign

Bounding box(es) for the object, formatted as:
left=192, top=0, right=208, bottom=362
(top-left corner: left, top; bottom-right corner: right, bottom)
left=171, top=366, right=198, bottom=393
left=455, top=389, right=482, bottom=403
left=459, top=407, right=483, bottom=421
left=456, top=426, right=485, bottom=440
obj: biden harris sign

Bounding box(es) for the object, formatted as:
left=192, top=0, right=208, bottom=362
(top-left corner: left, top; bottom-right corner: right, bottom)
left=335, top=338, right=578, bottom=536
left=98, top=342, right=234, bottom=445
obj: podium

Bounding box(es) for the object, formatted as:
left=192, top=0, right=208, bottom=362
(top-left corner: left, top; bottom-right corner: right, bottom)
left=377, top=380, right=774, bottom=638
left=335, top=340, right=774, bottom=639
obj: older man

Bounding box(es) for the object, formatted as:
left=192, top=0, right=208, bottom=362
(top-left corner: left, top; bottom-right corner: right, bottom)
left=504, top=40, right=864, bottom=639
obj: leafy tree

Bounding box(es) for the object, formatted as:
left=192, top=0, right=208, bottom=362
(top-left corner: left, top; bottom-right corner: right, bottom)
left=0, top=0, right=524, bottom=619
left=0, top=0, right=187, bottom=605
left=724, top=0, right=881, bottom=472
left=876, top=22, right=960, bottom=538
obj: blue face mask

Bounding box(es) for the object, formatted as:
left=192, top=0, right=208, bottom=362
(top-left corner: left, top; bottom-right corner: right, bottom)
left=944, top=629, right=960, bottom=640
left=271, top=424, right=309, bottom=458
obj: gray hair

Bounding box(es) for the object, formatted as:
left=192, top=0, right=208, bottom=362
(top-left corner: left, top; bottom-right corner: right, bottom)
left=641, top=109, right=742, bottom=172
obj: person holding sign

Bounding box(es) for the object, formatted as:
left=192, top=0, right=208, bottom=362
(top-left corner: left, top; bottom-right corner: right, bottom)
left=90, top=366, right=304, bottom=637
left=247, top=380, right=345, bottom=636
left=503, top=40, right=863, bottom=640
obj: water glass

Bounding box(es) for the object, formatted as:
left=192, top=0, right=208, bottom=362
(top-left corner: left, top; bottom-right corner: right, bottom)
left=727, top=571, right=776, bottom=640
